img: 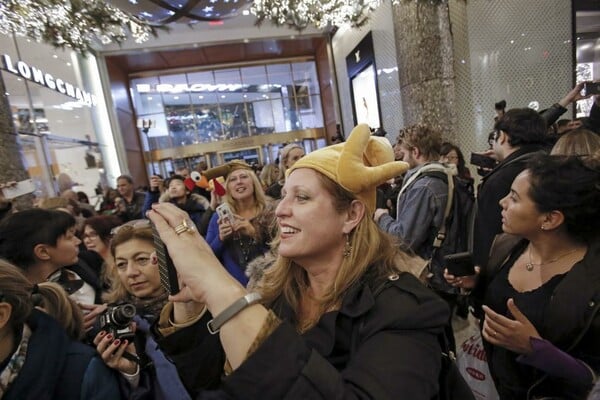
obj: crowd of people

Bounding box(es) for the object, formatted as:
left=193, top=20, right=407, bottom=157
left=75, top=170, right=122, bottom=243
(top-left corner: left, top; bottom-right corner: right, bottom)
left=0, top=85, right=598, bottom=399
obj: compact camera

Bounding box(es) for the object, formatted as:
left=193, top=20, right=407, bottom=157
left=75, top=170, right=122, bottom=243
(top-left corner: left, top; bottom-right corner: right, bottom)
left=98, top=303, right=136, bottom=341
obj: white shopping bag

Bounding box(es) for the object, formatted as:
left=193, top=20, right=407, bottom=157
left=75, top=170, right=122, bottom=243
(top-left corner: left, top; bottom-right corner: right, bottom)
left=456, top=333, right=499, bottom=400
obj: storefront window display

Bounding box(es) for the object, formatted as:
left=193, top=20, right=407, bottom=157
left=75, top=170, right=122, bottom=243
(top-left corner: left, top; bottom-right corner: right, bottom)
left=130, top=60, right=324, bottom=152
left=0, top=33, right=121, bottom=206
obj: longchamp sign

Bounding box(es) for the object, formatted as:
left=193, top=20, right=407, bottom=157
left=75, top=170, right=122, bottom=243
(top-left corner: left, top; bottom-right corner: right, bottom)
left=1, top=54, right=97, bottom=107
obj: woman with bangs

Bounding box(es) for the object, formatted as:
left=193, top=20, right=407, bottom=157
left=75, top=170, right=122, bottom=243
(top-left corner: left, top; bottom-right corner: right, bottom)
left=206, top=160, right=277, bottom=286
left=146, top=125, right=456, bottom=399
left=93, top=222, right=214, bottom=400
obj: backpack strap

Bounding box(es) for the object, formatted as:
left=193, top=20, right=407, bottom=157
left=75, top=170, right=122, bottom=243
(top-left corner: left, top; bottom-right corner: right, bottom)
left=433, top=168, right=454, bottom=250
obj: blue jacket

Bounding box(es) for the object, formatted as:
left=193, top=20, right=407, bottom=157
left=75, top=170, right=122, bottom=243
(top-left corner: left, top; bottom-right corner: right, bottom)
left=378, top=162, right=456, bottom=290
left=129, top=316, right=191, bottom=400
left=3, top=310, right=122, bottom=400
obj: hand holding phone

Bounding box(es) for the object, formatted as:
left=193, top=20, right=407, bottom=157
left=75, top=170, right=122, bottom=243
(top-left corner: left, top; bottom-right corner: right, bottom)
left=443, top=252, right=475, bottom=277
left=584, top=81, right=600, bottom=96
left=216, top=203, right=234, bottom=225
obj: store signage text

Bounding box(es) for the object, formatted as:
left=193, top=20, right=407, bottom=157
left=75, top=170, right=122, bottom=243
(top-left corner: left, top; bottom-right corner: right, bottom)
left=136, top=83, right=282, bottom=94
left=1, top=54, right=97, bottom=107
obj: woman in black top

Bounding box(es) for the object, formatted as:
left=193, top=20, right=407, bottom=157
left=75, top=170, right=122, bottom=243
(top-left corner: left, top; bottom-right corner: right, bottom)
left=447, top=154, right=600, bottom=399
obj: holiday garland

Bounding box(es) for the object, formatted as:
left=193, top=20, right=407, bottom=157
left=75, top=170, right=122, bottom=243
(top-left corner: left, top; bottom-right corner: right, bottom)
left=0, top=0, right=156, bottom=54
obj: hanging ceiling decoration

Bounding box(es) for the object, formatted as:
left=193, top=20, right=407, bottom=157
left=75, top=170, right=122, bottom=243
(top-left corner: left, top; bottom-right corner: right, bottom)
left=250, top=0, right=429, bottom=30
left=0, top=0, right=435, bottom=54
left=0, top=0, right=158, bottom=54
left=252, top=0, right=386, bottom=29
left=114, top=0, right=254, bottom=26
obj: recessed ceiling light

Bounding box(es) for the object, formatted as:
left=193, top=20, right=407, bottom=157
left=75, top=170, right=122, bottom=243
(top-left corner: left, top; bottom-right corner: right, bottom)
left=174, top=96, right=179, bottom=100
left=199, top=95, right=204, bottom=99
left=221, top=95, right=226, bottom=98
left=66, top=62, right=71, bottom=66
left=148, top=96, right=153, bottom=100
left=53, top=55, right=58, bottom=58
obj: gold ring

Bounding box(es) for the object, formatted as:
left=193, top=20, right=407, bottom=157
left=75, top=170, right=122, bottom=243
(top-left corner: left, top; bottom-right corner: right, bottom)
left=174, top=218, right=196, bottom=235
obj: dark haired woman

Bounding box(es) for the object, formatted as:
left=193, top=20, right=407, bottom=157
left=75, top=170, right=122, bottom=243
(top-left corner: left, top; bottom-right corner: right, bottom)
left=447, top=153, right=600, bottom=399
left=82, top=215, right=123, bottom=275
left=440, top=142, right=473, bottom=181
left=0, top=260, right=121, bottom=399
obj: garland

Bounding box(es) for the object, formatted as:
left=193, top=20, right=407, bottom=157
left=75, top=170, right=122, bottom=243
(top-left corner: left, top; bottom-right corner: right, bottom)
left=0, top=0, right=157, bottom=54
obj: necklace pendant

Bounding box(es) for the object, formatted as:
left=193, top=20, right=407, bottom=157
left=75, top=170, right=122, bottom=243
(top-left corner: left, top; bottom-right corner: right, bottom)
left=525, top=262, right=534, bottom=272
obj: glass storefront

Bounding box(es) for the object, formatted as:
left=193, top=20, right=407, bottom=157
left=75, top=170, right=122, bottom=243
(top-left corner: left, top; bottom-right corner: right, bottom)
left=0, top=33, right=120, bottom=205
left=129, top=60, right=325, bottom=171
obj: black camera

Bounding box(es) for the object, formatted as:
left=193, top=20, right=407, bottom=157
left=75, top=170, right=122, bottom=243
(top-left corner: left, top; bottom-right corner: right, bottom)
left=98, top=303, right=136, bottom=341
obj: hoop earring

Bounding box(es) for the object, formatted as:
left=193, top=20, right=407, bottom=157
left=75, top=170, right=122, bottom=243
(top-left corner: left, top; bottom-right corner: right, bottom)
left=343, top=233, right=352, bottom=258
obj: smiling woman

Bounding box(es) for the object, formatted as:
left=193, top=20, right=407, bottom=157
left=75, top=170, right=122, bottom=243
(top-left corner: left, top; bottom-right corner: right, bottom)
left=206, top=160, right=277, bottom=285
left=144, top=124, right=461, bottom=399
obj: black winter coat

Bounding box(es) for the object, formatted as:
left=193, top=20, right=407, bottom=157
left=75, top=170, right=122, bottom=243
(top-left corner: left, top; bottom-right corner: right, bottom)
left=156, top=271, right=450, bottom=399
left=472, top=145, right=545, bottom=268
left=3, top=310, right=121, bottom=400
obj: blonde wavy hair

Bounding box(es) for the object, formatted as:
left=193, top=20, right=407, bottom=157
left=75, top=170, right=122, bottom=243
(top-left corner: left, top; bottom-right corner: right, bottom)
left=223, top=168, right=268, bottom=215
left=259, top=173, right=426, bottom=331
left=277, top=143, right=305, bottom=182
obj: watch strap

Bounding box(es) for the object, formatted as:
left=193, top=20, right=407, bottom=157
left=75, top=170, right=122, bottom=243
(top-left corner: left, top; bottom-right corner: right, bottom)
left=207, top=292, right=262, bottom=334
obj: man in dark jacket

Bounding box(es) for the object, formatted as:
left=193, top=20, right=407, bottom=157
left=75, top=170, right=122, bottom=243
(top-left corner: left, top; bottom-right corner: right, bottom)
left=472, top=108, right=547, bottom=269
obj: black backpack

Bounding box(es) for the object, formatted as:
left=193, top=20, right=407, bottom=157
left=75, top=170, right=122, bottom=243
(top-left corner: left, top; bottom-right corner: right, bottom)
left=399, top=163, right=475, bottom=256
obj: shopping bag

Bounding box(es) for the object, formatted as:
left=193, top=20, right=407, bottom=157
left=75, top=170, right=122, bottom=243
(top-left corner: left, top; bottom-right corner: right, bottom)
left=456, top=332, right=499, bottom=400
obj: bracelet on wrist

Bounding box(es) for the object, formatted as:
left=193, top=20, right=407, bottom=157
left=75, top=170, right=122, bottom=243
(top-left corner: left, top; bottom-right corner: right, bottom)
left=207, top=292, right=262, bottom=334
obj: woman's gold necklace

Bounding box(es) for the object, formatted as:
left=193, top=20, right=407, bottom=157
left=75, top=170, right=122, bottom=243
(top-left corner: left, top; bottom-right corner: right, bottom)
left=525, top=246, right=579, bottom=272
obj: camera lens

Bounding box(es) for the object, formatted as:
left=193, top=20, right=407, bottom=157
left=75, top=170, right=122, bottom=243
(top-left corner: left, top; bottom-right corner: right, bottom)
left=111, top=304, right=136, bottom=326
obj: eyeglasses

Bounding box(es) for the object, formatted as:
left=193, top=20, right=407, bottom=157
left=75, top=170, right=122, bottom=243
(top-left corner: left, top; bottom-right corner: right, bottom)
left=82, top=231, right=99, bottom=240
left=110, top=219, right=151, bottom=235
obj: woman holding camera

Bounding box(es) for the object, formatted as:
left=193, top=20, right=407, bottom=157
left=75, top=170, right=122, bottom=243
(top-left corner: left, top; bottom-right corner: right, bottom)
left=0, top=260, right=121, bottom=399
left=93, top=222, right=210, bottom=400
left=206, top=161, right=277, bottom=285
left=446, top=154, right=600, bottom=399
left=148, top=125, right=454, bottom=399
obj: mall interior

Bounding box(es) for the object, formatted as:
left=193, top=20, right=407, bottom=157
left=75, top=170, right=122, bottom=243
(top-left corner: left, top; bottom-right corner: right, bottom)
left=0, top=0, right=598, bottom=205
